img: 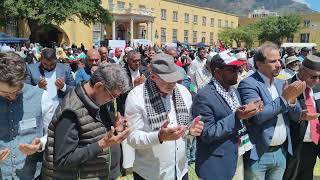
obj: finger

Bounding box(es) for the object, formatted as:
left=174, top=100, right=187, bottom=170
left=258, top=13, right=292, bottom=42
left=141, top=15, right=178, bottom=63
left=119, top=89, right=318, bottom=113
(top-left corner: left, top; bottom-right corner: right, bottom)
left=32, top=138, right=41, bottom=145
left=162, top=121, right=169, bottom=128
left=0, top=150, right=10, bottom=160
left=283, top=81, right=289, bottom=90
left=107, top=126, right=115, bottom=138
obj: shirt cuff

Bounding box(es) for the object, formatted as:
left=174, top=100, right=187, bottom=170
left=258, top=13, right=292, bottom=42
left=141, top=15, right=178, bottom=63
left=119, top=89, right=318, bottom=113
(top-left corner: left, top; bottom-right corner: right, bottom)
left=280, top=96, right=296, bottom=107
left=61, top=84, right=67, bottom=92
left=38, top=135, right=47, bottom=152
left=150, top=131, right=161, bottom=145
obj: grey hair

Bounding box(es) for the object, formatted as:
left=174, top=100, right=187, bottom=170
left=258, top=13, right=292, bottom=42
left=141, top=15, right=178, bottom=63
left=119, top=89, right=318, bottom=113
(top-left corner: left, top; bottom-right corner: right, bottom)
left=164, top=46, right=176, bottom=53
left=90, top=62, right=131, bottom=93
left=0, top=52, right=27, bottom=86
left=127, top=50, right=140, bottom=62
left=254, top=42, right=279, bottom=69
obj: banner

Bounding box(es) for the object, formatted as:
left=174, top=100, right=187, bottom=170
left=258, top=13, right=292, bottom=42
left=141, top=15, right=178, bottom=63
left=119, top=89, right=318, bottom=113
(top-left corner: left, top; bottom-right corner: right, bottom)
left=108, top=40, right=126, bottom=52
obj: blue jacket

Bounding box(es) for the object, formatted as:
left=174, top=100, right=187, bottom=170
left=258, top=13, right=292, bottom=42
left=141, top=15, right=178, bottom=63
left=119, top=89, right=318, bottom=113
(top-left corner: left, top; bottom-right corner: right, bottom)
left=192, top=80, right=242, bottom=180
left=237, top=71, right=302, bottom=161
left=26, top=62, right=75, bottom=99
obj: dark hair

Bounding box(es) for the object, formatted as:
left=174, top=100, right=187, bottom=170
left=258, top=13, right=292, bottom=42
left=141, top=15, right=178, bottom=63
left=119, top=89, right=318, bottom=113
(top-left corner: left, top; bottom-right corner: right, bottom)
left=0, top=52, right=27, bottom=86
left=41, top=48, right=57, bottom=61
left=198, top=47, right=205, bottom=53
left=254, top=43, right=279, bottom=69
left=210, top=54, right=225, bottom=74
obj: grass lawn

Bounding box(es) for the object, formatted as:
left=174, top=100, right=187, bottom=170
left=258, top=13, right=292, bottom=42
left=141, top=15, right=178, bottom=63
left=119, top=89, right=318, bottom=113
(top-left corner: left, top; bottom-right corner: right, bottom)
left=118, top=159, right=320, bottom=180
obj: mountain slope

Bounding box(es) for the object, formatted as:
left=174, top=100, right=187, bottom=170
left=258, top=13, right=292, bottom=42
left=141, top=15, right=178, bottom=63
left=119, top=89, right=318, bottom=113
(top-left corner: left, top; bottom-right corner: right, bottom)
left=179, top=0, right=314, bottom=16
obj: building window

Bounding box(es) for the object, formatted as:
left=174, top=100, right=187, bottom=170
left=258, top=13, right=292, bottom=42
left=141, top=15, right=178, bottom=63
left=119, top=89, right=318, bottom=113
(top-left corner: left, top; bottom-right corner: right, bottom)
left=139, top=5, right=146, bottom=10
left=184, top=13, right=189, bottom=23
left=218, top=19, right=222, bottom=28
left=300, top=33, right=310, bottom=43
left=173, top=11, right=178, bottom=22
left=193, top=31, right=197, bottom=43
left=231, top=22, right=234, bottom=28
left=287, top=35, right=294, bottom=43
left=193, top=15, right=198, bottom=24
left=304, top=20, right=311, bottom=27
left=5, top=18, right=18, bottom=37
left=184, top=30, right=189, bottom=43
left=202, top=17, right=206, bottom=26
left=161, top=28, right=166, bottom=43
left=210, top=18, right=214, bottom=27
left=93, top=23, right=102, bottom=45
left=225, top=20, right=228, bottom=28
left=210, top=32, right=214, bottom=45
left=117, top=1, right=125, bottom=9
left=161, top=9, right=167, bottom=20
left=201, top=32, right=206, bottom=43
left=172, top=29, right=178, bottom=42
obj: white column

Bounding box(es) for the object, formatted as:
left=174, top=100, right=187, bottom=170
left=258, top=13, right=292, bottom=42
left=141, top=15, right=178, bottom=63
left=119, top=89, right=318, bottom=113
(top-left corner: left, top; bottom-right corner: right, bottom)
left=112, top=20, right=116, bottom=40
left=151, top=21, right=154, bottom=42
left=130, top=18, right=134, bottom=44
left=147, top=22, right=151, bottom=40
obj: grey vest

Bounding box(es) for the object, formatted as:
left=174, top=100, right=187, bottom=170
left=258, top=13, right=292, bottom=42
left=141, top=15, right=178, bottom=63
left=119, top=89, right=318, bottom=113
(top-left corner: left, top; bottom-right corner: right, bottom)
left=0, top=83, right=44, bottom=180
left=41, top=84, right=111, bottom=180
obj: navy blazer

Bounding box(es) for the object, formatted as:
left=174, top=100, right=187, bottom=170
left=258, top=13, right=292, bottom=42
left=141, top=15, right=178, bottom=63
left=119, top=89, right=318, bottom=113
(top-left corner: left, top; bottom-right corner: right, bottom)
left=192, top=80, right=242, bottom=180
left=237, top=71, right=302, bottom=161
left=25, top=62, right=76, bottom=99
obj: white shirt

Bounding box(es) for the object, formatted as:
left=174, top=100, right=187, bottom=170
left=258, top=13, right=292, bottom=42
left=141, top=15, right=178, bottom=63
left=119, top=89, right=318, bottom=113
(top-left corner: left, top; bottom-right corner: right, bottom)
left=258, top=71, right=287, bottom=146
left=42, top=69, right=66, bottom=107
left=129, top=67, right=140, bottom=85
left=193, top=66, right=212, bottom=93
left=125, top=83, right=192, bottom=180
left=39, top=90, right=57, bottom=151
left=188, top=56, right=207, bottom=83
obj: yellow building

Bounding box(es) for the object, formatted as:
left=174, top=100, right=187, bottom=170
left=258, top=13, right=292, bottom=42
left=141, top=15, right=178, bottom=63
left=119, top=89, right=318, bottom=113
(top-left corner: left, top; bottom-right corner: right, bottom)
left=239, top=13, right=320, bottom=46
left=1, top=0, right=238, bottom=48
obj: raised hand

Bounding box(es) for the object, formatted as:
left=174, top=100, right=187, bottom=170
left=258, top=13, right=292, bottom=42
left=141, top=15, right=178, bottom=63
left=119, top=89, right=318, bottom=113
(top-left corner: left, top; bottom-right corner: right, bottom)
left=0, top=148, right=10, bottom=161
left=301, top=109, right=320, bottom=121
left=55, top=78, right=65, bottom=90
left=189, top=116, right=204, bottom=136
left=282, top=80, right=306, bottom=104
left=38, top=77, right=47, bottom=90
left=98, top=126, right=131, bottom=149
left=19, top=138, right=41, bottom=155
left=114, top=112, right=128, bottom=132
left=158, top=121, right=185, bottom=142
left=236, top=102, right=261, bottom=120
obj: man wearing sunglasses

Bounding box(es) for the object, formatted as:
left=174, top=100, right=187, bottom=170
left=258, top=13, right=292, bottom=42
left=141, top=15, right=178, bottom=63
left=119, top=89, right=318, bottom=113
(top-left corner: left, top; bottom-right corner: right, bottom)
left=41, top=63, right=131, bottom=179
left=192, top=51, right=262, bottom=180
left=125, top=53, right=204, bottom=180
left=238, top=43, right=305, bottom=180
left=0, top=52, right=56, bottom=179
left=284, top=55, right=320, bottom=180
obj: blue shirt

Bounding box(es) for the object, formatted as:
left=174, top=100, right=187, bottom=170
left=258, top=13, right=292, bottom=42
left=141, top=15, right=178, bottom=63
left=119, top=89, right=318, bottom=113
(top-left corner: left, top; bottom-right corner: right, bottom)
left=75, top=67, right=91, bottom=85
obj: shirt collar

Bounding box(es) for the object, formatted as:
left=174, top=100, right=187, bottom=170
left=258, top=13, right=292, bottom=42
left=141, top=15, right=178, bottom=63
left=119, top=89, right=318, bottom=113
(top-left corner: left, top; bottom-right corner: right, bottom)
left=257, top=71, right=274, bottom=86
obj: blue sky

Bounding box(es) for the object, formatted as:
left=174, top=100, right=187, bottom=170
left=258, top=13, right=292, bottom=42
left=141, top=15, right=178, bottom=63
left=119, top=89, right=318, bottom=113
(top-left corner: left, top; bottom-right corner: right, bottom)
left=293, top=0, right=320, bottom=12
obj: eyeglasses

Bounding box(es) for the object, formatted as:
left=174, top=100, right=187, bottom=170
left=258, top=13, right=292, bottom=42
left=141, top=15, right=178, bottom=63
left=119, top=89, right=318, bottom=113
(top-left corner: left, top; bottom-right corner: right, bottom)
left=104, top=86, right=118, bottom=100
left=304, top=69, right=320, bottom=80
left=222, top=66, right=242, bottom=73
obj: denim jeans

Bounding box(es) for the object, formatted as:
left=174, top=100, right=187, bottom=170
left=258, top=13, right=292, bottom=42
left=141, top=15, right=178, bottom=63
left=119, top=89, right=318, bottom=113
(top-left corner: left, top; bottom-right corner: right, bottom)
left=244, top=147, right=287, bottom=180
left=186, top=136, right=196, bottom=164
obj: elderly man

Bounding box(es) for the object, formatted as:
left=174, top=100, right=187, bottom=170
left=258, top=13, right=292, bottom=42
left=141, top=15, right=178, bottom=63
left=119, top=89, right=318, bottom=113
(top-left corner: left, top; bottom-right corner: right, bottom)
left=41, top=63, right=131, bottom=179
left=125, top=53, right=204, bottom=180
left=0, top=52, right=55, bottom=179
left=117, top=50, right=149, bottom=116
left=99, top=46, right=116, bottom=63
left=192, top=51, right=261, bottom=180
left=26, top=48, right=75, bottom=105
left=238, top=43, right=305, bottom=180
left=279, top=55, right=300, bottom=80
left=283, top=55, right=320, bottom=180
left=75, top=48, right=101, bottom=85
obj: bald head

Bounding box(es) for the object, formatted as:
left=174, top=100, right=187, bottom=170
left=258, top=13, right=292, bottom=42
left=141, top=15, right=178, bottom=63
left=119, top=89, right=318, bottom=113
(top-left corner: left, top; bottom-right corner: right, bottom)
left=87, top=49, right=101, bottom=68
left=99, top=47, right=108, bottom=61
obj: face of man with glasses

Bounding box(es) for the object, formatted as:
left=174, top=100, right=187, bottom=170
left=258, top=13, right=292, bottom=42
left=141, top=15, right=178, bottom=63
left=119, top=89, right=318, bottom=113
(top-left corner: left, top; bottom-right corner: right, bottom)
left=0, top=82, right=23, bottom=102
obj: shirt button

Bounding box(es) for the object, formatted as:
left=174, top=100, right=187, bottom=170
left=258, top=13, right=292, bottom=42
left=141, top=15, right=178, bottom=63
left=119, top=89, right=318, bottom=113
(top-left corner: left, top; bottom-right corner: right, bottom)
left=13, top=156, right=16, bottom=158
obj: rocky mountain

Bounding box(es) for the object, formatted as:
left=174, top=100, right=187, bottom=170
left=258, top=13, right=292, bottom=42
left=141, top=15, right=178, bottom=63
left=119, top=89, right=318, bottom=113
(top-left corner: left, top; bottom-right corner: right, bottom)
left=179, top=0, right=314, bottom=16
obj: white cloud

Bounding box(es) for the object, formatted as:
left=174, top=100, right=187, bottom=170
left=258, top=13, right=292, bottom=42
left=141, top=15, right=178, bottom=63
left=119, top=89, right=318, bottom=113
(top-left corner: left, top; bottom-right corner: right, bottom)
left=292, top=0, right=311, bottom=7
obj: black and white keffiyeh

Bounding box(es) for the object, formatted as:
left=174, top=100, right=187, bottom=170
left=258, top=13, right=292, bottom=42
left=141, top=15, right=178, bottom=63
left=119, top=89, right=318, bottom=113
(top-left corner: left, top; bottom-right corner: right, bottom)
left=212, top=78, right=241, bottom=111
left=144, top=78, right=190, bottom=130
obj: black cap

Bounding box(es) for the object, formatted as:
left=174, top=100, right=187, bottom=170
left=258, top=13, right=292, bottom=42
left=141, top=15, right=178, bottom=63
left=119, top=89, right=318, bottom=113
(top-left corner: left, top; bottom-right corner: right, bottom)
left=301, top=47, right=310, bottom=52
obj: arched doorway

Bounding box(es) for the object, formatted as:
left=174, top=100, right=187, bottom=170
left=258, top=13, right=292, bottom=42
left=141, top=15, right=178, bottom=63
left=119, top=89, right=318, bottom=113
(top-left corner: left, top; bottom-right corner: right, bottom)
left=116, top=24, right=126, bottom=40
left=29, top=22, right=69, bottom=47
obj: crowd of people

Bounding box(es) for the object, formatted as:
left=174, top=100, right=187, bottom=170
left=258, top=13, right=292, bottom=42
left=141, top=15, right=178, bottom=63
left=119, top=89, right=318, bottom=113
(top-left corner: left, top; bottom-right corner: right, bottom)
left=0, top=41, right=320, bottom=180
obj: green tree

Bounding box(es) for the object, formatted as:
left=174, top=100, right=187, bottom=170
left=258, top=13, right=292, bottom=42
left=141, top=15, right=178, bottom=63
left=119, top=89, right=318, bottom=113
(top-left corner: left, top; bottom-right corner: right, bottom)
left=220, top=26, right=256, bottom=49
left=0, top=0, right=113, bottom=26
left=256, top=14, right=302, bottom=45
